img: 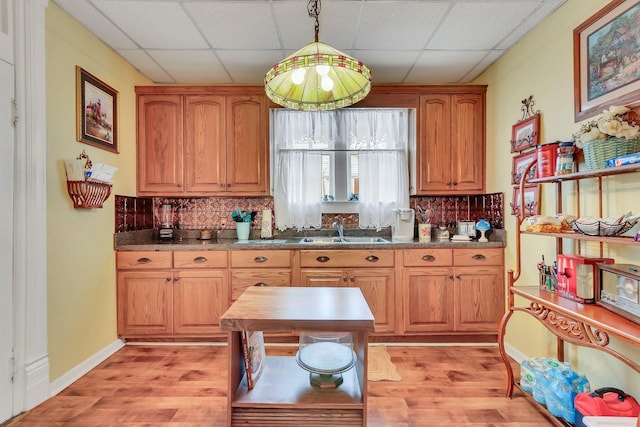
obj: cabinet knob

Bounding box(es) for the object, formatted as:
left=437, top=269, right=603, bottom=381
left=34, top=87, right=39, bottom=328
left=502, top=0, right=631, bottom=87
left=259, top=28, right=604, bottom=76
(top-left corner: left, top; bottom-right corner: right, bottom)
left=166, top=278, right=172, bottom=282
left=177, top=183, right=182, bottom=188
left=137, top=257, right=152, bottom=264
left=421, top=255, right=436, bottom=262
left=254, top=256, right=268, bottom=263
left=447, top=181, right=452, bottom=186
left=448, top=275, right=454, bottom=280
left=193, top=256, right=208, bottom=263
left=342, top=275, right=347, bottom=282
left=174, top=277, right=179, bottom=282
left=472, top=254, right=486, bottom=260
left=316, top=256, right=330, bottom=263
left=350, top=276, right=355, bottom=282
left=254, top=282, right=267, bottom=287
left=365, top=255, right=379, bottom=262
left=219, top=183, right=225, bottom=187
left=455, top=274, right=461, bottom=280
left=226, top=183, right=231, bottom=188
left=453, top=181, right=458, bottom=186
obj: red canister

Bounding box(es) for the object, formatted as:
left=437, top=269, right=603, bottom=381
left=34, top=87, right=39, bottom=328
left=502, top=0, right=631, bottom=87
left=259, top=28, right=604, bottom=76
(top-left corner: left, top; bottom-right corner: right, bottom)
left=537, top=142, right=560, bottom=178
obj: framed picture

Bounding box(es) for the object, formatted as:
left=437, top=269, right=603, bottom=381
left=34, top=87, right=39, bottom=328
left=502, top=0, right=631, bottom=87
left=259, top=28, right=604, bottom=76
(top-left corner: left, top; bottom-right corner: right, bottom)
left=511, top=185, right=541, bottom=217
left=511, top=114, right=540, bottom=153
left=76, top=66, right=119, bottom=153
left=573, top=0, right=640, bottom=122
left=511, top=151, right=538, bottom=185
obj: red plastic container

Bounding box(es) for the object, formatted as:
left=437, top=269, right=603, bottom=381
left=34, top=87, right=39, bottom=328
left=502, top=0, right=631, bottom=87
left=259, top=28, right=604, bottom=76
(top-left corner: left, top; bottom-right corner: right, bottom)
left=537, top=142, right=560, bottom=178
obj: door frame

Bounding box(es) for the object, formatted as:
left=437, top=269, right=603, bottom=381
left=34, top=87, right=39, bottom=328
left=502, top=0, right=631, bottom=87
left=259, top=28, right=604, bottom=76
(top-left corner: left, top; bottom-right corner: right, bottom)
left=7, top=0, right=50, bottom=418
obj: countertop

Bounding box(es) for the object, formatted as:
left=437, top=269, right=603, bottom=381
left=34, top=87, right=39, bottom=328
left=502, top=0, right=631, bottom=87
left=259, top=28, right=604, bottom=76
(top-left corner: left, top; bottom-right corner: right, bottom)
left=114, top=229, right=506, bottom=251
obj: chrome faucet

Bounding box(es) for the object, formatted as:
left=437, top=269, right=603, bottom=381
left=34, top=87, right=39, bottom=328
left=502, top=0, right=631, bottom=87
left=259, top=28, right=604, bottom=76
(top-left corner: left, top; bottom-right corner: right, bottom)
left=331, top=218, right=345, bottom=239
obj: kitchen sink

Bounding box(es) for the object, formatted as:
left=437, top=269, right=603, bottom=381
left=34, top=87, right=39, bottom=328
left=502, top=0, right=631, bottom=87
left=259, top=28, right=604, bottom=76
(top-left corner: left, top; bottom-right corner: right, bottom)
left=299, top=236, right=391, bottom=244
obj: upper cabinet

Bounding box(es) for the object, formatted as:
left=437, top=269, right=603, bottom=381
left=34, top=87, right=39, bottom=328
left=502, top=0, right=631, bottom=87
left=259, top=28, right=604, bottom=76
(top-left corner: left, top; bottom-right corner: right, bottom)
left=136, top=86, right=269, bottom=196
left=418, top=92, right=485, bottom=194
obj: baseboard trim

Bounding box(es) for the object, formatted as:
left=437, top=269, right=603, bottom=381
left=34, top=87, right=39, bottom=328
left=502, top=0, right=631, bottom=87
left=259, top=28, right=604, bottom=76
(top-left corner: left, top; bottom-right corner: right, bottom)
left=504, top=342, right=529, bottom=363
left=49, top=339, right=125, bottom=397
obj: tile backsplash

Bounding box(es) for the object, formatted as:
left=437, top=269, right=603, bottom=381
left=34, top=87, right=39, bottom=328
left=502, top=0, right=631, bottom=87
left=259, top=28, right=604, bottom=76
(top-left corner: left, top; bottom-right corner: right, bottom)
left=115, top=193, right=503, bottom=233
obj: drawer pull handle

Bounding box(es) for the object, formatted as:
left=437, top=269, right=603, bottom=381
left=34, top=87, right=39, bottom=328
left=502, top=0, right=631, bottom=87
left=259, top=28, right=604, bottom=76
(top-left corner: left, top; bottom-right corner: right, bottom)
left=365, top=255, right=379, bottom=262
left=254, top=256, right=268, bottom=263
left=137, top=257, right=152, bottom=264
left=472, top=254, right=486, bottom=260
left=316, top=256, right=330, bottom=263
left=421, top=255, right=436, bottom=262
left=193, top=256, right=208, bottom=263
left=254, top=282, right=268, bottom=287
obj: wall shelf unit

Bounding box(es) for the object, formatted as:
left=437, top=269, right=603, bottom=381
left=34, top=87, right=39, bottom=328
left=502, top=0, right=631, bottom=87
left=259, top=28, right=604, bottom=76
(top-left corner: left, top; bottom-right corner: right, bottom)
left=498, top=160, right=640, bottom=427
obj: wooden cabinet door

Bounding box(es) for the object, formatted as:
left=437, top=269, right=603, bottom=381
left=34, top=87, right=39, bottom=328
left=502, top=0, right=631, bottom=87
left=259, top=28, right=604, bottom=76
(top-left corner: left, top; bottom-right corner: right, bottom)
left=300, top=269, right=349, bottom=287
left=418, top=94, right=451, bottom=193
left=117, top=270, right=173, bottom=336
left=184, top=95, right=226, bottom=194
left=454, top=266, right=504, bottom=332
left=137, top=94, right=184, bottom=194
left=350, top=268, right=395, bottom=333
left=173, top=269, right=229, bottom=335
left=225, top=95, right=269, bottom=194
left=402, top=268, right=454, bottom=333
left=451, top=94, right=484, bottom=193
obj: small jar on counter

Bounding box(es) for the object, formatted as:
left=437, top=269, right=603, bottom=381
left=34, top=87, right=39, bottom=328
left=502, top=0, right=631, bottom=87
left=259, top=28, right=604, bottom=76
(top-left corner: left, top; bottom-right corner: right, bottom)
left=555, top=141, right=575, bottom=175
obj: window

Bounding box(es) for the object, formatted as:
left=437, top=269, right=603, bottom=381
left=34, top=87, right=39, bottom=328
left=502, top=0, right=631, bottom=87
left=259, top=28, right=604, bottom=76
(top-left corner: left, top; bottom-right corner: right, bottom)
left=271, top=108, right=414, bottom=230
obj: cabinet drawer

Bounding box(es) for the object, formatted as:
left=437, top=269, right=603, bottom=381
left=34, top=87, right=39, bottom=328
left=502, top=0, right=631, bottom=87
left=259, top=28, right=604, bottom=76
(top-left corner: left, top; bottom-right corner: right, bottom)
left=453, top=248, right=503, bottom=266
left=230, top=250, right=291, bottom=268
left=403, top=249, right=453, bottom=267
left=300, top=249, right=394, bottom=268
left=173, top=250, right=228, bottom=268
left=116, top=251, right=173, bottom=269
left=231, top=269, right=291, bottom=300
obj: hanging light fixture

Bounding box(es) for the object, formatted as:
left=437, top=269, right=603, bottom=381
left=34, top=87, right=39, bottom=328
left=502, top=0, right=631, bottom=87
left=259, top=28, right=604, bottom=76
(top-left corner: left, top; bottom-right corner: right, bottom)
left=264, top=0, right=371, bottom=111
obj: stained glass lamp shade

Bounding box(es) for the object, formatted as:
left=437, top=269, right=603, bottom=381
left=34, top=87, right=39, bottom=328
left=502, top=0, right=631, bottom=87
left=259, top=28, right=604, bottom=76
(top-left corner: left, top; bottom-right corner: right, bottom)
left=264, top=0, right=371, bottom=111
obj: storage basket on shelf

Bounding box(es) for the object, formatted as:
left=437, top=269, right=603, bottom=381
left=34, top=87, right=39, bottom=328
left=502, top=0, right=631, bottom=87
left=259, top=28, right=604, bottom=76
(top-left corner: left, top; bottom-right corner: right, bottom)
left=582, top=137, right=640, bottom=170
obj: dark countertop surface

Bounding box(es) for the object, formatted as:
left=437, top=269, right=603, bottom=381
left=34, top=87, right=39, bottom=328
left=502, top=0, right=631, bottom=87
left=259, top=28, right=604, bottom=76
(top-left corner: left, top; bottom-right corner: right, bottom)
left=115, top=229, right=506, bottom=251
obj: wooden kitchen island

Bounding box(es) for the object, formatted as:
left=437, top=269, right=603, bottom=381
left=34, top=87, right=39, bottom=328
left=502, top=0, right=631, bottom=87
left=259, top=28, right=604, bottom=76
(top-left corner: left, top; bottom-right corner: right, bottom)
left=220, top=286, right=375, bottom=427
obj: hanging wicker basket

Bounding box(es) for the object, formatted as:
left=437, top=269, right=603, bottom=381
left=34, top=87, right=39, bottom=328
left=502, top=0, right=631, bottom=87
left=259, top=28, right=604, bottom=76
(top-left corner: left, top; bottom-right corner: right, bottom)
left=66, top=180, right=112, bottom=208
left=582, top=137, right=640, bottom=170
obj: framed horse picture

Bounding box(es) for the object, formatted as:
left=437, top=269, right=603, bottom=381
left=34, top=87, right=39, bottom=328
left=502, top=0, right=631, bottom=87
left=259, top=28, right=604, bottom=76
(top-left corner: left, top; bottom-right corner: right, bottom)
left=76, top=66, right=119, bottom=153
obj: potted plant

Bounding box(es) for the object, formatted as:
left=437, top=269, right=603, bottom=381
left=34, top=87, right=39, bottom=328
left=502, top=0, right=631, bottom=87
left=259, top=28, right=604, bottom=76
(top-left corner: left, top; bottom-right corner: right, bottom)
left=231, top=208, right=256, bottom=241
left=573, top=105, right=640, bottom=170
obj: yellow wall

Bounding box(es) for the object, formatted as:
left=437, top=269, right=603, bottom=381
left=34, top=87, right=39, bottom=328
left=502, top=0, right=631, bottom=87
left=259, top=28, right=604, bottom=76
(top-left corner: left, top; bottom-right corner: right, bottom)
left=45, top=2, right=150, bottom=380
left=476, top=0, right=640, bottom=395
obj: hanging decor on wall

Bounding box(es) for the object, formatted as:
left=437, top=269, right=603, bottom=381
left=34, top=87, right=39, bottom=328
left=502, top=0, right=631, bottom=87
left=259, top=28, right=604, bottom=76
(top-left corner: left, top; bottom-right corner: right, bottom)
left=510, top=95, right=541, bottom=153
left=573, top=0, right=640, bottom=122
left=76, top=66, right=119, bottom=153
left=264, top=0, right=371, bottom=111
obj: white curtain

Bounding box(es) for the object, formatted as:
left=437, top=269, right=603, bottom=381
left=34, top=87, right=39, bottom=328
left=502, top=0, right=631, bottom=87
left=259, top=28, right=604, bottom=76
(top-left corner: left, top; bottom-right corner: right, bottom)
left=340, top=109, right=409, bottom=229
left=272, top=108, right=409, bottom=231
left=273, top=110, right=336, bottom=230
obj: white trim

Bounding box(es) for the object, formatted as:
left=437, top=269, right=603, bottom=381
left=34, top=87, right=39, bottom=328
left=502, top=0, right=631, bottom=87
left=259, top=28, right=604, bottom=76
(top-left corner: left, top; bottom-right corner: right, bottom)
left=12, top=0, right=50, bottom=414
left=49, top=340, right=125, bottom=397
left=504, top=342, right=529, bottom=364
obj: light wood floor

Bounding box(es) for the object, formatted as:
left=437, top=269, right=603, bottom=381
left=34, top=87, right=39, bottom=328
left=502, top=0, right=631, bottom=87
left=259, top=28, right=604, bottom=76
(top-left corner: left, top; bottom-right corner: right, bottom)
left=8, top=344, right=552, bottom=426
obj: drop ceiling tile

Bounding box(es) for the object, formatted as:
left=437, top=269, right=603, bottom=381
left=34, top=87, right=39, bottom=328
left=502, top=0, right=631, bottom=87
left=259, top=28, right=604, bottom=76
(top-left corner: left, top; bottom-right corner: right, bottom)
left=405, top=50, right=489, bottom=84
left=217, top=50, right=286, bottom=84
left=116, top=49, right=175, bottom=83
left=53, top=0, right=137, bottom=49
left=273, top=0, right=362, bottom=51
left=92, top=0, right=208, bottom=49
left=184, top=2, right=281, bottom=50
left=147, top=50, right=231, bottom=84
left=355, top=1, right=451, bottom=50
left=495, top=0, right=566, bottom=50
left=353, top=50, right=422, bottom=84
left=428, top=1, right=540, bottom=50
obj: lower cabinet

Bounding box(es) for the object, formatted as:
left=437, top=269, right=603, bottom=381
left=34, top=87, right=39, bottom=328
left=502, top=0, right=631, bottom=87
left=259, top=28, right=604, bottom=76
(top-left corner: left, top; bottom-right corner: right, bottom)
left=116, top=250, right=229, bottom=339
left=402, top=248, right=504, bottom=334
left=299, top=250, right=396, bottom=333
left=229, top=250, right=292, bottom=301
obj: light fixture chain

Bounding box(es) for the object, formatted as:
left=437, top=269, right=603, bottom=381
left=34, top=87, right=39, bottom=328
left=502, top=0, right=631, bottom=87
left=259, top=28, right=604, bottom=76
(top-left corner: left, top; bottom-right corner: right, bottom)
left=307, top=0, right=321, bottom=42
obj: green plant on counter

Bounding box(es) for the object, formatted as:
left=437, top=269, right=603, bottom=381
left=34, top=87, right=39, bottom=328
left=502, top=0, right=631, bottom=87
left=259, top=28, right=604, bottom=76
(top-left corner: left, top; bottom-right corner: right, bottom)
left=231, top=208, right=256, bottom=223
